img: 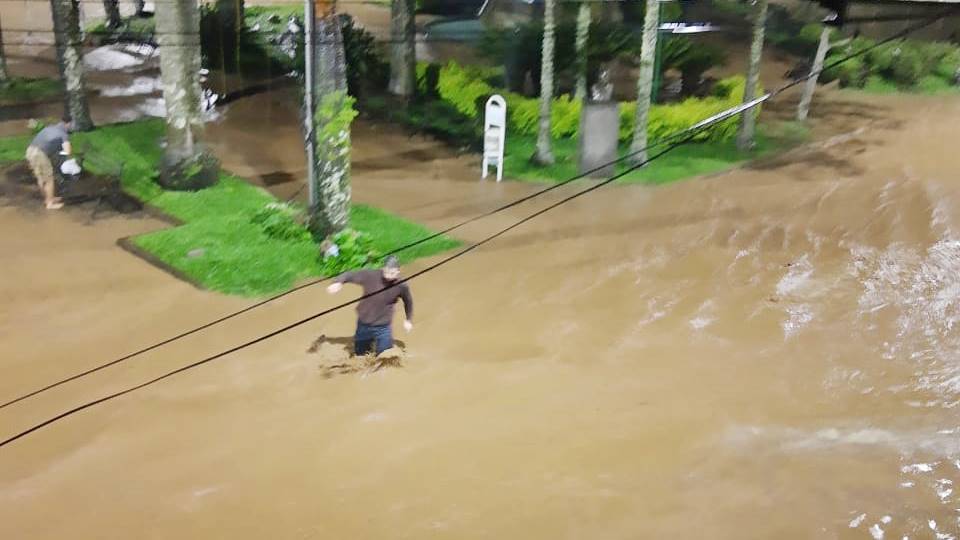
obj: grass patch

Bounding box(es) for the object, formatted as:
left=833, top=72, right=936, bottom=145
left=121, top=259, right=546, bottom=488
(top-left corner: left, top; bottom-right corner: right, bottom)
left=0, top=78, right=63, bottom=106
left=86, top=15, right=157, bottom=44
left=502, top=122, right=809, bottom=185
left=2, top=120, right=460, bottom=296
left=862, top=75, right=900, bottom=94
left=0, top=133, right=33, bottom=164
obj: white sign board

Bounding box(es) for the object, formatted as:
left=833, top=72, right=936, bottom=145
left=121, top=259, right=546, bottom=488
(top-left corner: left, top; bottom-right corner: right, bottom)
left=482, top=95, right=507, bottom=182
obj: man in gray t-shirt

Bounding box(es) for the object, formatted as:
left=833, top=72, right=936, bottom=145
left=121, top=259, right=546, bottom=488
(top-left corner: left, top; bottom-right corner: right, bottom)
left=25, top=117, right=73, bottom=210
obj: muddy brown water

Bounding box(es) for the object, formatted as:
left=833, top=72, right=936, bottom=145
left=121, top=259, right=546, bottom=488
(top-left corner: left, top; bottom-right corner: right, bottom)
left=1, top=89, right=959, bottom=538
left=3, top=3, right=960, bottom=536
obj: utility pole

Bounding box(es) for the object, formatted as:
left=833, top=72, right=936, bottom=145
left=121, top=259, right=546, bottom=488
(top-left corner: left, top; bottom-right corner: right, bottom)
left=304, top=0, right=317, bottom=207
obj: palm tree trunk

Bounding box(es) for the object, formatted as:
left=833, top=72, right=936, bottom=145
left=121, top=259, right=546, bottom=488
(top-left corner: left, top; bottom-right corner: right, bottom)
left=216, top=0, right=244, bottom=73
left=797, top=26, right=830, bottom=122
left=0, top=15, right=9, bottom=83
left=573, top=1, right=591, bottom=101
left=736, top=0, right=767, bottom=151
left=156, top=0, right=217, bottom=189
left=307, top=0, right=353, bottom=236
left=533, top=0, right=556, bottom=166
left=629, top=0, right=658, bottom=166
left=102, top=0, right=122, bottom=29
left=388, top=0, right=416, bottom=98
left=50, top=0, right=93, bottom=131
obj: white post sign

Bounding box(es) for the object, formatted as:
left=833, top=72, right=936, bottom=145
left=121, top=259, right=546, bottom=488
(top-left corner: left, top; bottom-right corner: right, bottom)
left=482, top=95, right=506, bottom=182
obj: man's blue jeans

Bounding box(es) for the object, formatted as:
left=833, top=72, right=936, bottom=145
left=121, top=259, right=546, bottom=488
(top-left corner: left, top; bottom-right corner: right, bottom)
left=354, top=322, right=393, bottom=356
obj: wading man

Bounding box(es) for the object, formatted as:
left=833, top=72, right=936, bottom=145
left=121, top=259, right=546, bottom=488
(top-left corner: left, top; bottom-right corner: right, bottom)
left=327, top=256, right=413, bottom=356
left=25, top=117, right=74, bottom=210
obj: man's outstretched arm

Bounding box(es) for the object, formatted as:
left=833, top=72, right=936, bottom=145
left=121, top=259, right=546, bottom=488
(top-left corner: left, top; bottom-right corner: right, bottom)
left=327, top=271, right=359, bottom=294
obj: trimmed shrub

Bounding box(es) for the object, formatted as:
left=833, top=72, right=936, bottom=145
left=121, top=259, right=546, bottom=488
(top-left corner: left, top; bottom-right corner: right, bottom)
left=419, top=61, right=757, bottom=144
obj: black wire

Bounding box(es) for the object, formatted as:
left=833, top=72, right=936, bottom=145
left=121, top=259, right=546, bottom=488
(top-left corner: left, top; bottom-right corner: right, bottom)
left=0, top=6, right=954, bottom=447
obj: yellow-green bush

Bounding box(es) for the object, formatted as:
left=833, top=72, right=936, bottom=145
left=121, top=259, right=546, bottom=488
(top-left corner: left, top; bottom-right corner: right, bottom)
left=417, top=61, right=757, bottom=144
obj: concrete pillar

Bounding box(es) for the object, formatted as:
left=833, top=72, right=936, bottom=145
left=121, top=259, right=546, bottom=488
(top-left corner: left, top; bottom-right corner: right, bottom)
left=578, top=101, right=620, bottom=178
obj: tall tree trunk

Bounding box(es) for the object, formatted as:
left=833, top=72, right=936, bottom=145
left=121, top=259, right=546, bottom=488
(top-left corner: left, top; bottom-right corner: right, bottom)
left=156, top=0, right=217, bottom=189
left=573, top=1, right=590, bottom=101
left=388, top=0, right=416, bottom=98
left=533, top=0, right=556, bottom=166
left=50, top=0, right=93, bottom=131
left=102, top=0, right=122, bottom=29
left=797, top=26, right=830, bottom=122
left=307, top=0, right=354, bottom=236
left=0, top=14, right=9, bottom=83
left=216, top=0, right=244, bottom=73
left=629, top=0, right=659, bottom=167
left=736, top=0, right=767, bottom=151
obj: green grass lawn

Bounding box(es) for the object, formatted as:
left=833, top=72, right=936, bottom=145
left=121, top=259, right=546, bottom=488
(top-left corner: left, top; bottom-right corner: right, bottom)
left=502, top=122, right=810, bottom=185
left=0, top=78, right=63, bottom=106
left=0, top=120, right=460, bottom=297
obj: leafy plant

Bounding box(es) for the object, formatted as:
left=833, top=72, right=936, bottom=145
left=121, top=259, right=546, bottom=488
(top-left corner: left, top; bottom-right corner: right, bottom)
left=319, top=228, right=381, bottom=276
left=250, top=202, right=313, bottom=243
left=340, top=14, right=390, bottom=98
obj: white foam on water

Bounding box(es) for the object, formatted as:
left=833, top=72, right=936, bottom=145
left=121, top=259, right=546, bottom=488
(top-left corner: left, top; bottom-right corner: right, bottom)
left=83, top=46, right=145, bottom=71
left=782, top=304, right=814, bottom=339
left=850, top=513, right=867, bottom=528
left=776, top=255, right=815, bottom=297
left=98, top=76, right=160, bottom=97
left=870, top=523, right=885, bottom=539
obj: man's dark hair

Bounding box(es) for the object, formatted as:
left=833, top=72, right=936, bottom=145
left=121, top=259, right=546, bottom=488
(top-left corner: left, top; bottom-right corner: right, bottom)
left=383, top=255, right=400, bottom=269
left=61, top=115, right=72, bottom=125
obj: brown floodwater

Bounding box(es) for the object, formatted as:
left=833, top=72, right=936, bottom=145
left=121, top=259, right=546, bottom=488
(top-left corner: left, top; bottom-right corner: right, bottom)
left=2, top=2, right=960, bottom=537
left=2, top=88, right=959, bottom=538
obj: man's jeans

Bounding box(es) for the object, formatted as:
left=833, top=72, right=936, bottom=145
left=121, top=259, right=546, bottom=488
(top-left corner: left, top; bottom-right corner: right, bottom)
left=354, top=322, right=393, bottom=356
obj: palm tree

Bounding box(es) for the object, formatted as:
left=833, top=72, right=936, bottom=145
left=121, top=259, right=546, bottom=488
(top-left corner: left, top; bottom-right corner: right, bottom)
left=736, top=0, right=768, bottom=151
left=50, top=0, right=93, bottom=130
left=307, top=0, right=354, bottom=236
left=796, top=26, right=849, bottom=121
left=155, top=0, right=218, bottom=188
left=629, top=0, right=659, bottom=167
left=388, top=0, right=416, bottom=98
left=216, top=0, right=244, bottom=73
left=0, top=14, right=9, bottom=83
left=533, top=0, right=556, bottom=166
left=103, top=0, right=122, bottom=29
left=573, top=1, right=591, bottom=100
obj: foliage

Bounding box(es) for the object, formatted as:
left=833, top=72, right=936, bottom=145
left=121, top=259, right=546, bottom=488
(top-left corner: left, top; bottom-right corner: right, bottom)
left=362, top=94, right=482, bottom=150
left=501, top=121, right=804, bottom=185
left=158, top=150, right=220, bottom=191
left=0, top=133, right=32, bottom=165
left=318, top=228, right=381, bottom=276
left=86, top=15, right=157, bottom=45
left=340, top=14, right=390, bottom=98
left=0, top=78, right=63, bottom=105
left=250, top=202, right=313, bottom=243
left=660, top=35, right=728, bottom=95
left=823, top=37, right=960, bottom=91
left=417, top=61, right=755, bottom=144
left=478, top=20, right=640, bottom=95
left=619, top=1, right=683, bottom=25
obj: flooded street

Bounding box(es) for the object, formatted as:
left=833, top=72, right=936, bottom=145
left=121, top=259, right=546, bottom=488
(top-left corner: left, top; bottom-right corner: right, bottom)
left=2, top=1, right=960, bottom=537
left=1, top=88, right=959, bottom=538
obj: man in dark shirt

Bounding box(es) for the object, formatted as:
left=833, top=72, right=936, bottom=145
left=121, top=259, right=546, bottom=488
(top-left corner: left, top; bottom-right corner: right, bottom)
left=25, top=116, right=73, bottom=210
left=327, top=255, right=414, bottom=356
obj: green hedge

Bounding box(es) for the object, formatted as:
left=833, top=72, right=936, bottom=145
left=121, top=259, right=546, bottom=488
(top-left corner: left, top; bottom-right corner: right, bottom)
left=418, top=61, right=757, bottom=144
left=824, top=38, right=960, bottom=91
